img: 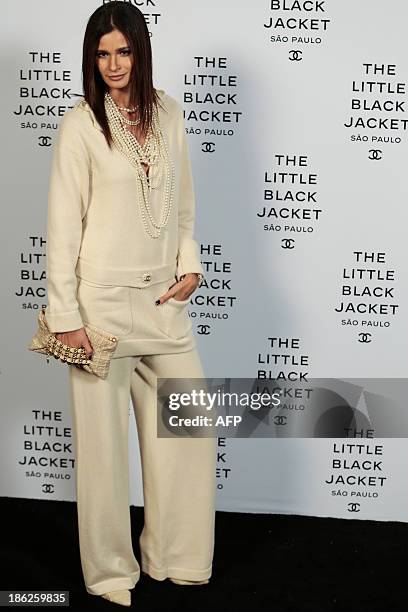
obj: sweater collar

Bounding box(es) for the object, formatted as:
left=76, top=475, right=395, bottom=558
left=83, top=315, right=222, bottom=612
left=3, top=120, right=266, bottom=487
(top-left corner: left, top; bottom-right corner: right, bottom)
left=74, top=98, right=104, bottom=132
left=74, top=91, right=167, bottom=133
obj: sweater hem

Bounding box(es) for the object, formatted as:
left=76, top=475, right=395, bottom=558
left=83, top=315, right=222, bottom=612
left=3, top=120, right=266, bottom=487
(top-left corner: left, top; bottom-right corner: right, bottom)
left=75, top=257, right=178, bottom=287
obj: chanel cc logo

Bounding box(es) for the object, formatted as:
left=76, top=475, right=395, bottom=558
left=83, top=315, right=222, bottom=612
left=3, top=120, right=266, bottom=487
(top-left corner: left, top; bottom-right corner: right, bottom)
left=273, top=415, right=287, bottom=426
left=368, top=149, right=382, bottom=160
left=39, top=135, right=52, bottom=147
left=347, top=502, right=360, bottom=512
left=42, top=483, right=54, bottom=494
left=358, top=333, right=372, bottom=343
left=289, top=50, right=302, bottom=61
left=281, top=238, right=295, bottom=249
left=202, top=142, right=216, bottom=153
left=197, top=324, right=211, bottom=335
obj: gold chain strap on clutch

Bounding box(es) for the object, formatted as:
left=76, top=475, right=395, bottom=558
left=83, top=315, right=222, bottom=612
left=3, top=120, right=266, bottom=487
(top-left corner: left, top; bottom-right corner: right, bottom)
left=45, top=335, right=90, bottom=365
left=28, top=308, right=119, bottom=380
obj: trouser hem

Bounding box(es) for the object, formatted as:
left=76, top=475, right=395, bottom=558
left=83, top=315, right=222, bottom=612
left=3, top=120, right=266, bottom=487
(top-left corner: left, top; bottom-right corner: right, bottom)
left=85, top=571, right=140, bottom=596
left=141, top=561, right=212, bottom=581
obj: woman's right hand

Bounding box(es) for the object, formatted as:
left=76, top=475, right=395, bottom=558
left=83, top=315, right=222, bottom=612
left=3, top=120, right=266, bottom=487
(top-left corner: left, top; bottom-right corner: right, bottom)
left=55, top=328, right=93, bottom=359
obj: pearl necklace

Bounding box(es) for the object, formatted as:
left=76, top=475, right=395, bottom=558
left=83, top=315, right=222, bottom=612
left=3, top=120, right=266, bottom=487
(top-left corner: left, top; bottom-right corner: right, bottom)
left=117, top=104, right=138, bottom=112
left=120, top=115, right=140, bottom=126
left=104, top=91, right=175, bottom=239
left=117, top=102, right=140, bottom=125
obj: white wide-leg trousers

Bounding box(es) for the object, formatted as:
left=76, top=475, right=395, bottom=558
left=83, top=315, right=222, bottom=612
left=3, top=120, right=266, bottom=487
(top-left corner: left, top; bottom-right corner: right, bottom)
left=68, top=348, right=216, bottom=596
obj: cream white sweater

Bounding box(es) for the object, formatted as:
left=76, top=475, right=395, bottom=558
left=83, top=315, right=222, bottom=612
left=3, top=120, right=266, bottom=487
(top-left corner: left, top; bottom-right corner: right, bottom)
left=44, top=90, right=204, bottom=333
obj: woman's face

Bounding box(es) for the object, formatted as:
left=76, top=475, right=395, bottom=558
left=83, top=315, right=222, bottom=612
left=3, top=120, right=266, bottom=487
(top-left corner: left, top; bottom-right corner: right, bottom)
left=96, top=28, right=133, bottom=91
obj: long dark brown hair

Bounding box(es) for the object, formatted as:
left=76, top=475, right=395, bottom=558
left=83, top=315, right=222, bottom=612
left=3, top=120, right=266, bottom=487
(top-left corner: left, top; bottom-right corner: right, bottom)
left=82, top=1, right=163, bottom=148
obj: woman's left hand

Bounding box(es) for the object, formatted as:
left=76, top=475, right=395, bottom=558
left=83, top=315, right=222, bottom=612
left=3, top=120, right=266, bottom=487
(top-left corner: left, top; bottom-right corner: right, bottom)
left=155, top=273, right=200, bottom=305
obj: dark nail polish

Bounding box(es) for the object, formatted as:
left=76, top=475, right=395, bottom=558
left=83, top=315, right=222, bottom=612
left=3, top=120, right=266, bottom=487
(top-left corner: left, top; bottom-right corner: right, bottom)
left=155, top=299, right=160, bottom=305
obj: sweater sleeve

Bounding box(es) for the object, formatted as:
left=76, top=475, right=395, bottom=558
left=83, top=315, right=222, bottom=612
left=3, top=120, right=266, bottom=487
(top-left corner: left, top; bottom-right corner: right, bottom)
left=44, top=111, right=91, bottom=332
left=174, top=104, right=205, bottom=283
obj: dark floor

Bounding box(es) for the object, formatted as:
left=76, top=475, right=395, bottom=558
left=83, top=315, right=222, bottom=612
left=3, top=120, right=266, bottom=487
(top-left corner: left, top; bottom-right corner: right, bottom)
left=0, top=496, right=405, bottom=611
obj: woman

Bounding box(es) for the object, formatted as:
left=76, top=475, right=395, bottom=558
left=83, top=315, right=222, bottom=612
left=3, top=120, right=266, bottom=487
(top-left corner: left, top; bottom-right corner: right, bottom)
left=44, top=2, right=216, bottom=606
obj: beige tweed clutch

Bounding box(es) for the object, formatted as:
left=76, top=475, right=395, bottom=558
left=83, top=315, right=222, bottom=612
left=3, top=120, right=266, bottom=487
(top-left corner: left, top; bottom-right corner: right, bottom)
left=28, top=308, right=118, bottom=380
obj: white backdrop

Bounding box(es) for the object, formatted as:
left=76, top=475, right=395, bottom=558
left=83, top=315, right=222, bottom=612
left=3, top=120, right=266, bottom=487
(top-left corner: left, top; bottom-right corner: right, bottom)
left=1, top=0, right=408, bottom=522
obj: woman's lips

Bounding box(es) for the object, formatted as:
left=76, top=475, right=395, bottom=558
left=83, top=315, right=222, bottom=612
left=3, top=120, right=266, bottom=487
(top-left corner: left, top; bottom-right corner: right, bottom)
left=109, top=74, right=125, bottom=80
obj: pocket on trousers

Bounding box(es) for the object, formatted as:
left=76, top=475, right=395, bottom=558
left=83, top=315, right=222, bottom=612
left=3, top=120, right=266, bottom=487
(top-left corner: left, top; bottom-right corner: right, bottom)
left=76, top=278, right=133, bottom=336
left=158, top=296, right=193, bottom=340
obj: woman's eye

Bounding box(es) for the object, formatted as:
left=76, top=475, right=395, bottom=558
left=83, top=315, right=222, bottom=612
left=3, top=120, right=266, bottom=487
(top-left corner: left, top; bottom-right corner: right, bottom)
left=96, top=50, right=130, bottom=57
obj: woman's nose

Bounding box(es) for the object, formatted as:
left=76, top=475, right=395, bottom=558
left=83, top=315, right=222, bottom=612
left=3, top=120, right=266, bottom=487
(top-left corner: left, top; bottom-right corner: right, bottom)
left=109, top=56, right=118, bottom=71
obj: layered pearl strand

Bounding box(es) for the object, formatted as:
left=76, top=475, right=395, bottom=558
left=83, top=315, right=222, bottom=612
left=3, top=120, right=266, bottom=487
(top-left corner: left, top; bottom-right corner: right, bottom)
left=104, top=91, right=175, bottom=239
